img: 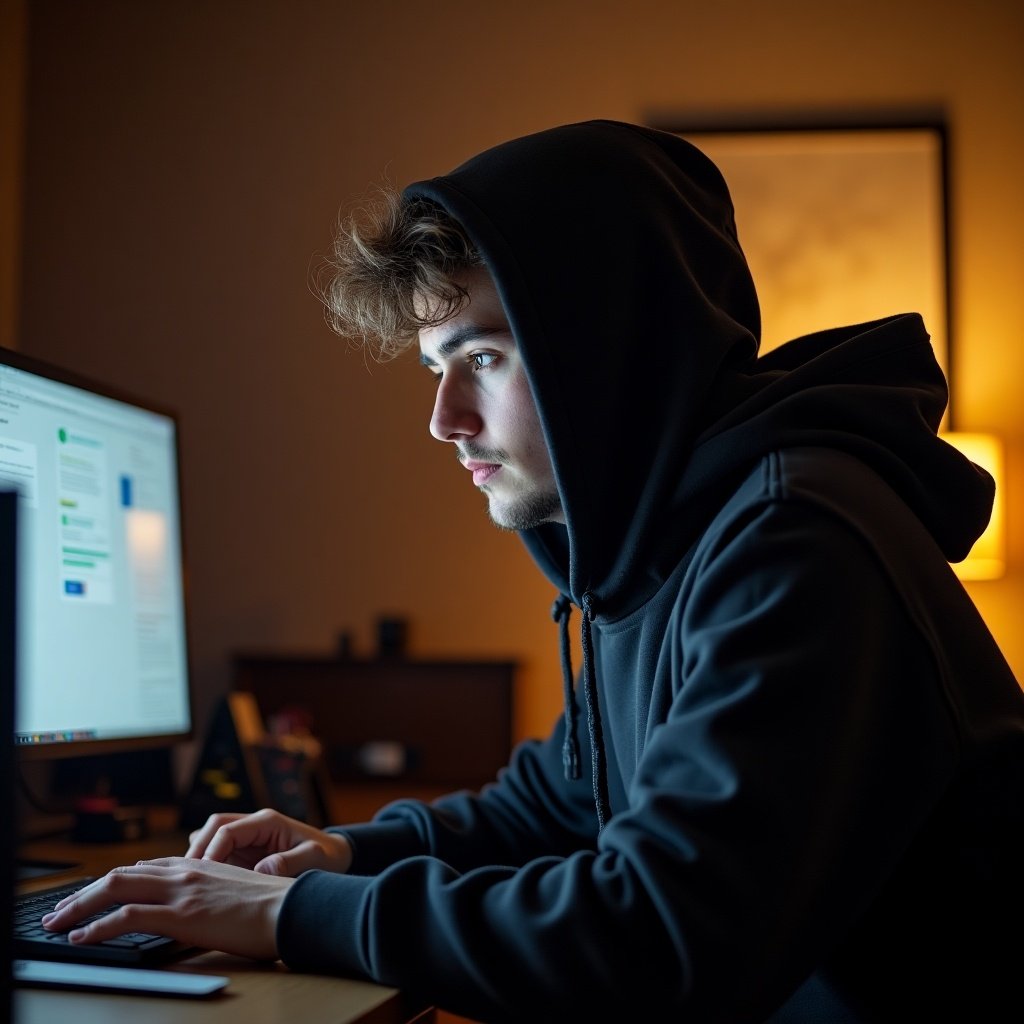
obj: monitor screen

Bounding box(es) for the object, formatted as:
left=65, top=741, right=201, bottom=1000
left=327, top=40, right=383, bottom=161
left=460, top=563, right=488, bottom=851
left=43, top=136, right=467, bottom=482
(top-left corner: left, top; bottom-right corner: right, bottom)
left=0, top=346, right=192, bottom=758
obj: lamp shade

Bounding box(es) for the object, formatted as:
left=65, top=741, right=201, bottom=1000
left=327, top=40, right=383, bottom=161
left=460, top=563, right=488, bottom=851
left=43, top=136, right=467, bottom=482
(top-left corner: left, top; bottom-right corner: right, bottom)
left=940, top=432, right=1006, bottom=580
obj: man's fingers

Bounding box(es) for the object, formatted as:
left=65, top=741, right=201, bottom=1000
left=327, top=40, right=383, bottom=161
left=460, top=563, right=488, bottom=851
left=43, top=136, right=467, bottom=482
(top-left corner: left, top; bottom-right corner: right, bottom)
left=253, top=840, right=320, bottom=877
left=254, top=834, right=352, bottom=877
left=185, top=812, right=247, bottom=858
left=42, top=865, right=167, bottom=933
left=184, top=831, right=211, bottom=859
left=201, top=808, right=319, bottom=866
left=66, top=902, right=173, bottom=945
left=50, top=878, right=104, bottom=914
left=253, top=852, right=287, bottom=876
left=201, top=816, right=271, bottom=863
left=48, top=864, right=144, bottom=914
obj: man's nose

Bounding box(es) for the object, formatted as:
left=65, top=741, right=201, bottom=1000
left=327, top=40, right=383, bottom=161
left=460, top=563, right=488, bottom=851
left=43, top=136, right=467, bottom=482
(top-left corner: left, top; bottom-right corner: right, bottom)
left=429, top=376, right=482, bottom=442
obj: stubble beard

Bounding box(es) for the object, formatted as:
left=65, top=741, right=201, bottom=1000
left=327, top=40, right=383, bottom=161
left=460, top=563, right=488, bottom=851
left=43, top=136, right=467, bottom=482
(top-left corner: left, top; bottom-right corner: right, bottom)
left=485, top=487, right=563, bottom=533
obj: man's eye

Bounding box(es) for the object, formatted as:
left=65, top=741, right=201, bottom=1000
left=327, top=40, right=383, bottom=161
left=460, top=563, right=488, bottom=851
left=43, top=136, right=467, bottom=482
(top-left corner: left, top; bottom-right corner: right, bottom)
left=471, top=352, right=498, bottom=371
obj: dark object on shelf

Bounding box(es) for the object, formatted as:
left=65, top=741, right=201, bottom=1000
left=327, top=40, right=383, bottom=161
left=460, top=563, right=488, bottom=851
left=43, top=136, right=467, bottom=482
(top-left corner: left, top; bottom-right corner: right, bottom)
left=232, top=654, right=515, bottom=789
left=376, top=616, right=409, bottom=658
left=336, top=630, right=353, bottom=660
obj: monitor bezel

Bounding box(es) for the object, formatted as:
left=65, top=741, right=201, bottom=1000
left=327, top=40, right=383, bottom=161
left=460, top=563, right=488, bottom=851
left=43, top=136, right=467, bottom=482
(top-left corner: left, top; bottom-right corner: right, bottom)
left=1, top=489, right=16, bottom=1009
left=1, top=343, right=195, bottom=761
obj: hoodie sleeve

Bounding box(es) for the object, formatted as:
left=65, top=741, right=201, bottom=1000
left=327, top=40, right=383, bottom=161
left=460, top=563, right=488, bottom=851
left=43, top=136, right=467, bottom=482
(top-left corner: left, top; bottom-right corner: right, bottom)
left=323, top=719, right=599, bottom=876
left=277, top=498, right=960, bottom=1023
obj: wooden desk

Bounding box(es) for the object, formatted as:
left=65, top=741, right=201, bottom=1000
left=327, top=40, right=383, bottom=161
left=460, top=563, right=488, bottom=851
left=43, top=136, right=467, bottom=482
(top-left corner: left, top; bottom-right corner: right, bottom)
left=14, top=826, right=434, bottom=1024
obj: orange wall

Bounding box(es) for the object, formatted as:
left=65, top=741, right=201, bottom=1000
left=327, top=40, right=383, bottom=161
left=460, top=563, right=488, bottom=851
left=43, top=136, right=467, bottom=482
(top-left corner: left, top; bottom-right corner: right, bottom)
left=7, top=1, right=1024, bottom=774
left=0, top=0, right=26, bottom=346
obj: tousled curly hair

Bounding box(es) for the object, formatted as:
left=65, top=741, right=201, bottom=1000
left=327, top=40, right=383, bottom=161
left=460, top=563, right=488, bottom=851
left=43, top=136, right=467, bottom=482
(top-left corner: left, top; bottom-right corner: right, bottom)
left=319, top=186, right=483, bottom=361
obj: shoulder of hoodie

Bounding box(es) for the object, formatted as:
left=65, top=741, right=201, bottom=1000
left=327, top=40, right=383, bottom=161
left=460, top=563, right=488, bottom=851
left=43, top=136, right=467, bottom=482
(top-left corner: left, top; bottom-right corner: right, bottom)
left=689, top=446, right=952, bottom=590
left=676, top=445, right=1023, bottom=756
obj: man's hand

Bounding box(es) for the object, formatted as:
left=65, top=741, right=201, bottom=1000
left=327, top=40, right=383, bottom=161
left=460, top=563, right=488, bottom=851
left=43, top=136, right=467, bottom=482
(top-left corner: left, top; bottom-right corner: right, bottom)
left=40, top=858, right=293, bottom=961
left=185, top=808, right=353, bottom=876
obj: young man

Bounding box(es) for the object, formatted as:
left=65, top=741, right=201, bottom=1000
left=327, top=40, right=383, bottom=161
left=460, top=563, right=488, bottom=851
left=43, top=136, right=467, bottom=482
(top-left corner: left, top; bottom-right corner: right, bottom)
left=45, top=121, right=1023, bottom=1022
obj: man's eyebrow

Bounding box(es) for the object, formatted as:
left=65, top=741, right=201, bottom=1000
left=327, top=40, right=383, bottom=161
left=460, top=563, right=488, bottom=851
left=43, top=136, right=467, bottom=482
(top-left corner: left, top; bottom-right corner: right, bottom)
left=419, top=324, right=505, bottom=367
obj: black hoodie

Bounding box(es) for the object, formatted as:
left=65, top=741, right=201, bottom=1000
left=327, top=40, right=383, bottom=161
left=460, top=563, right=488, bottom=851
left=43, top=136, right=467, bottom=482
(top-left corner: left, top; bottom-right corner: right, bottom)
left=279, top=121, right=1024, bottom=1022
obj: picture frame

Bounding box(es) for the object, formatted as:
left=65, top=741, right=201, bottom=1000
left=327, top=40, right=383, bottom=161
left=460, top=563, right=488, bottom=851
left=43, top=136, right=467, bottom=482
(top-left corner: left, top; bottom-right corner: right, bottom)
left=653, top=114, right=952, bottom=416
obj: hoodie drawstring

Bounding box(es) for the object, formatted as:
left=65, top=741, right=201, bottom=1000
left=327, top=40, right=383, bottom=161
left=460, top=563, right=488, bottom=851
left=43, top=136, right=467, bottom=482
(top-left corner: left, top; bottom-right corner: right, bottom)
left=552, top=592, right=612, bottom=831
left=552, top=594, right=581, bottom=781
left=580, top=593, right=612, bottom=830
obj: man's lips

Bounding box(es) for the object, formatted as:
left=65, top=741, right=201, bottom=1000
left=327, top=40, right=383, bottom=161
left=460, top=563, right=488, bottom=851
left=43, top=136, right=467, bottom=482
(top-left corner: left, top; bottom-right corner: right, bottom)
left=463, top=460, right=502, bottom=486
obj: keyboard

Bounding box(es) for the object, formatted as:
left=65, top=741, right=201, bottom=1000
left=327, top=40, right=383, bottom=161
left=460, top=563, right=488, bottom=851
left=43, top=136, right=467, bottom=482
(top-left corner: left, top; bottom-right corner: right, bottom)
left=14, top=879, right=196, bottom=965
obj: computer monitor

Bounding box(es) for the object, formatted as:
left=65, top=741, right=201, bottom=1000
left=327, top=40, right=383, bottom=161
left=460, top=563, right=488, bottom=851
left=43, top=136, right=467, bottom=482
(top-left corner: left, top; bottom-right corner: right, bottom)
left=0, top=346, right=192, bottom=770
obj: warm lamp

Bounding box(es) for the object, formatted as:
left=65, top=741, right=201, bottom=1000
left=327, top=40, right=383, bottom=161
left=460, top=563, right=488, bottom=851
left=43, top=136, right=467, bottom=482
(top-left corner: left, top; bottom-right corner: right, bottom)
left=940, top=432, right=1006, bottom=580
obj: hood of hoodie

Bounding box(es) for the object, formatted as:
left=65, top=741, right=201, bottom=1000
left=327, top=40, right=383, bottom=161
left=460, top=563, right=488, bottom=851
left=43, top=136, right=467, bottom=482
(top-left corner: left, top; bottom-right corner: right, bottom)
left=404, top=119, right=993, bottom=620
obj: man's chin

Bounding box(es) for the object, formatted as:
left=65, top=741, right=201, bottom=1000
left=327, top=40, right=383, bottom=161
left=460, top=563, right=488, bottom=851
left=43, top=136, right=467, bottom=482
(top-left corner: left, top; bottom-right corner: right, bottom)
left=485, top=491, right=563, bottom=532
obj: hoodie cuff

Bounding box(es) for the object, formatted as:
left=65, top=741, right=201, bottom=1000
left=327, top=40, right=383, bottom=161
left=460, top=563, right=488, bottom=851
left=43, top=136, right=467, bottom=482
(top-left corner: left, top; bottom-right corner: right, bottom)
left=325, top=820, right=426, bottom=875
left=277, top=869, right=374, bottom=976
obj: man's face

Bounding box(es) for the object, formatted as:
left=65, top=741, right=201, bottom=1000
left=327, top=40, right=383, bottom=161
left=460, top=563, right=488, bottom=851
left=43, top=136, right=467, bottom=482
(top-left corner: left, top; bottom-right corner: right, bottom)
left=419, top=267, right=564, bottom=531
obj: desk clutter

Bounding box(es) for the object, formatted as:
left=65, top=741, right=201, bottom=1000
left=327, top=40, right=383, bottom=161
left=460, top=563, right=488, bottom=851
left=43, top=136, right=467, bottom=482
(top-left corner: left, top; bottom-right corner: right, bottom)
left=180, top=653, right=516, bottom=831
left=179, top=690, right=332, bottom=832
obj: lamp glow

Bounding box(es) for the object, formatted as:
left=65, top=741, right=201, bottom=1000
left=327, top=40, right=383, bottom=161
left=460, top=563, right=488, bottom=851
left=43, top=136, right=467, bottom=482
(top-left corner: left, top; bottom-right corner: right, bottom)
left=940, top=432, right=1006, bottom=580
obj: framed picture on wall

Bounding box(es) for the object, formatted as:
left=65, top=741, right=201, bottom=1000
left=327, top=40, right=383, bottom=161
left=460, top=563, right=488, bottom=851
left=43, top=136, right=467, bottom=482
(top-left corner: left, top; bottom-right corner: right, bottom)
left=652, top=115, right=951, bottom=411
